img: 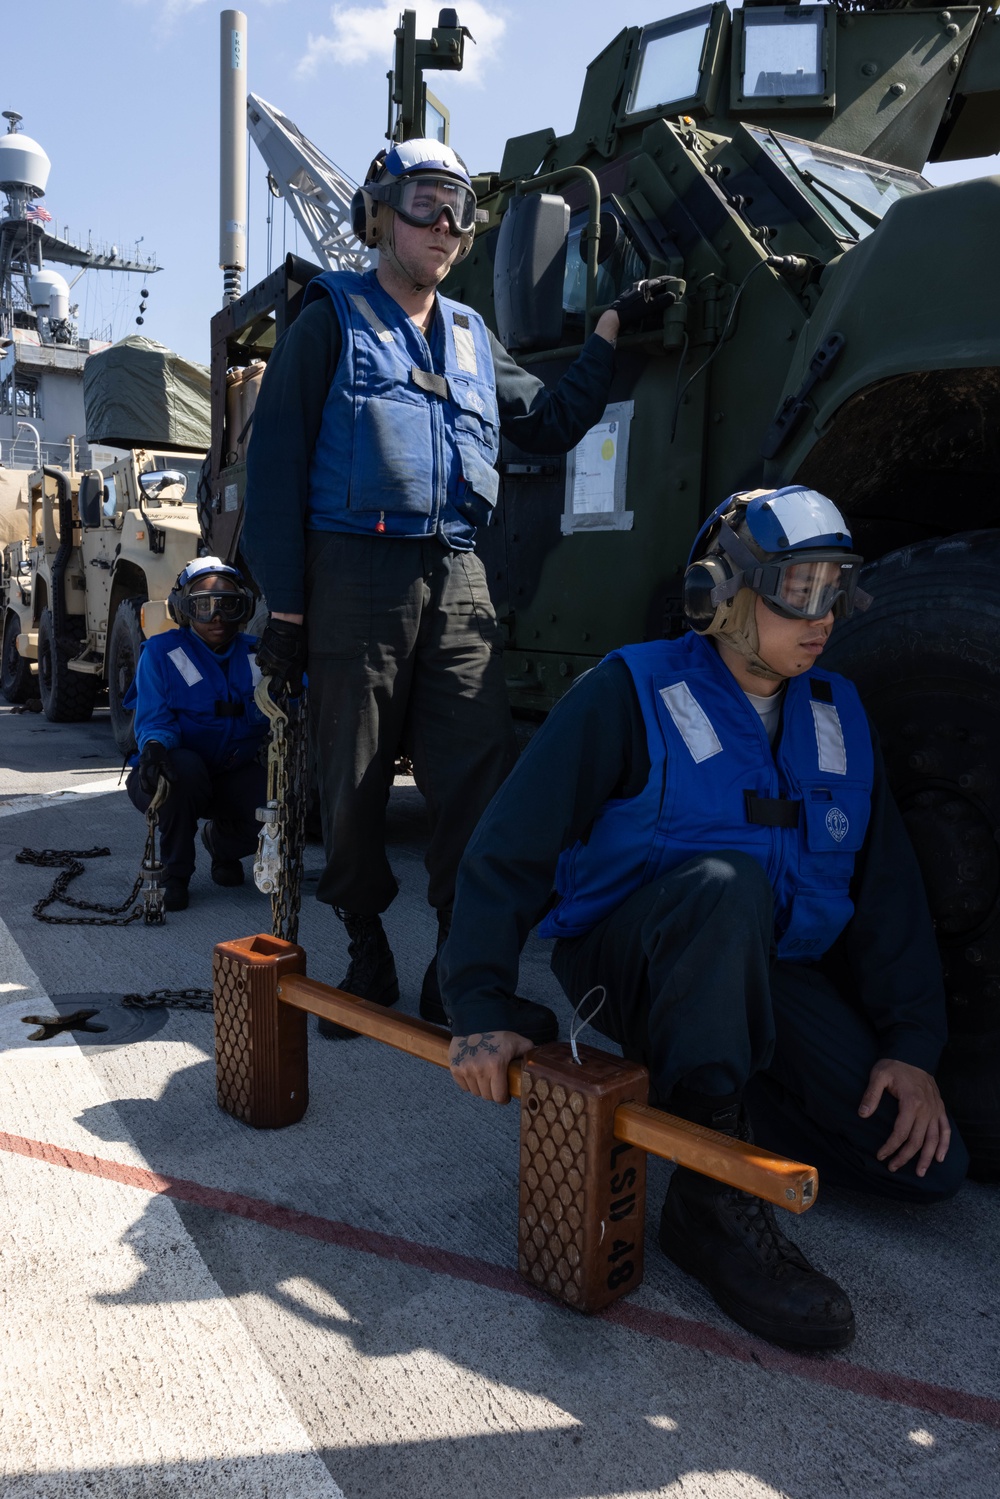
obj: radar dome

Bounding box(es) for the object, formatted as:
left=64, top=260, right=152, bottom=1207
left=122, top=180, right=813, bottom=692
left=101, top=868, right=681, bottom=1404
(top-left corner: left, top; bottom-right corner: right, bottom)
left=29, top=270, right=70, bottom=319
left=0, top=132, right=50, bottom=196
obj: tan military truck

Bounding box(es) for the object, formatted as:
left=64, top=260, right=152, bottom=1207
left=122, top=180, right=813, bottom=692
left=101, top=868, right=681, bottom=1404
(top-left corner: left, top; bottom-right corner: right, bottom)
left=1, top=332, right=211, bottom=749
left=0, top=448, right=204, bottom=753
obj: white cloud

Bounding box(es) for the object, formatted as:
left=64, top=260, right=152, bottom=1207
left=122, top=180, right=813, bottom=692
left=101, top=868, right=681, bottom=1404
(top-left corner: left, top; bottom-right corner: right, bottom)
left=126, top=0, right=287, bottom=28
left=297, top=3, right=506, bottom=87
left=123, top=0, right=211, bottom=33
left=126, top=0, right=210, bottom=15
left=125, top=0, right=287, bottom=47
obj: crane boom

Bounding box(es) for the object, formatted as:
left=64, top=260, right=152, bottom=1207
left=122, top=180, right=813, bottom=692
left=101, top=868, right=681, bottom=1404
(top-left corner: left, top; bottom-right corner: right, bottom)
left=246, top=93, right=371, bottom=275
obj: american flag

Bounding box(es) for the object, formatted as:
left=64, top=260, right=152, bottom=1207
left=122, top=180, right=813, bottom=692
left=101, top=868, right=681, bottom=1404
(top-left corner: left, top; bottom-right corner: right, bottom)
left=25, top=204, right=52, bottom=224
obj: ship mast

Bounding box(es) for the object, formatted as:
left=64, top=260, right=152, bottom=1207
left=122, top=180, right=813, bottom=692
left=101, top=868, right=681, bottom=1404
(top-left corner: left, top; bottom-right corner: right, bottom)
left=0, top=110, right=161, bottom=346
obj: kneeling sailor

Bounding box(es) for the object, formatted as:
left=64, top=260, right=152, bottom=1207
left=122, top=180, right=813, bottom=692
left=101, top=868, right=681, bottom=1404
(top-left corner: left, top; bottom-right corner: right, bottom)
left=125, top=557, right=267, bottom=911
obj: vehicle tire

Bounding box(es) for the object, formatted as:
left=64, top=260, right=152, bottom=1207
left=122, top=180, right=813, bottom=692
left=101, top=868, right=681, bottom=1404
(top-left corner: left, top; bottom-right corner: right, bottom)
left=108, top=597, right=146, bottom=758
left=1, top=610, right=33, bottom=704
left=822, top=529, right=1000, bottom=1178
left=36, top=607, right=98, bottom=723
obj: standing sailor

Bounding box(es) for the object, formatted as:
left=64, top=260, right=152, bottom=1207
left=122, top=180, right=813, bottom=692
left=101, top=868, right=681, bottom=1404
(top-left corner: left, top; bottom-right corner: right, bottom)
left=243, top=137, right=660, bottom=1037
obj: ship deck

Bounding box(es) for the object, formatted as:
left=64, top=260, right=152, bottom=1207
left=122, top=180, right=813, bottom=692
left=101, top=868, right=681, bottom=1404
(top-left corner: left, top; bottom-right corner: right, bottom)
left=1, top=703, right=997, bottom=1499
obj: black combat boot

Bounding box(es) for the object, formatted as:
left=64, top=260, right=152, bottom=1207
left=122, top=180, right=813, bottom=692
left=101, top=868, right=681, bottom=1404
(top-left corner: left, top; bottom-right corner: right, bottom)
left=163, top=876, right=189, bottom=912
left=201, top=822, right=244, bottom=887
left=419, top=908, right=559, bottom=1045
left=658, top=1088, right=855, bottom=1351
left=318, top=911, right=400, bottom=1040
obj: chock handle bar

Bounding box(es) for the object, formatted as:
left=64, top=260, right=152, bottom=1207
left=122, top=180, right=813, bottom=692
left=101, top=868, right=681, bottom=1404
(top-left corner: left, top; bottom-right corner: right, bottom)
left=276, top=974, right=817, bottom=1213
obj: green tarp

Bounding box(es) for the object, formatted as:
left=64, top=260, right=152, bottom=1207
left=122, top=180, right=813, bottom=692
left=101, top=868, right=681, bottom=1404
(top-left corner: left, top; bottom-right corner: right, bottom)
left=83, top=335, right=210, bottom=451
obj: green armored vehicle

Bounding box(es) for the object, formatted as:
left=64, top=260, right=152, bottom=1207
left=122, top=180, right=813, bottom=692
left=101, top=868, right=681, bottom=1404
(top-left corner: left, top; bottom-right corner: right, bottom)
left=437, top=0, right=1000, bottom=1175
left=210, top=2, right=1000, bottom=1173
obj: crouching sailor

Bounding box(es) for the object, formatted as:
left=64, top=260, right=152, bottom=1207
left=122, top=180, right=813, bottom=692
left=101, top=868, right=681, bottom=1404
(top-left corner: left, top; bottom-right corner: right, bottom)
left=125, top=557, right=267, bottom=911
left=441, top=486, right=968, bottom=1352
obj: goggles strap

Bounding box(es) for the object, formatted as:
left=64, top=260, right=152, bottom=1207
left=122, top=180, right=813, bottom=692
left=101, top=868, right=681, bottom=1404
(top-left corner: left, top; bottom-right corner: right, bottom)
left=716, top=519, right=761, bottom=574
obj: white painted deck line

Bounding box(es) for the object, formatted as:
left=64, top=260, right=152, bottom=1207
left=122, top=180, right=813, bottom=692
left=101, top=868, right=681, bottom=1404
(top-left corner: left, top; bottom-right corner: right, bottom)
left=0, top=961, right=344, bottom=1499
left=0, top=775, right=126, bottom=819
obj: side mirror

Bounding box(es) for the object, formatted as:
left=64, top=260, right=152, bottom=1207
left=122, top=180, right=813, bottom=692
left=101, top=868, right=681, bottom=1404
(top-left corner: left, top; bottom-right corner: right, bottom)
left=78, top=471, right=104, bottom=528
left=493, top=191, right=569, bottom=352
left=139, top=469, right=188, bottom=502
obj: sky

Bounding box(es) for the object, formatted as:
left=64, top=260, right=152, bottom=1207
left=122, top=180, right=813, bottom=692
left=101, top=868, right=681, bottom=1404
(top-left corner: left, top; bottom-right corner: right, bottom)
left=3, top=0, right=997, bottom=365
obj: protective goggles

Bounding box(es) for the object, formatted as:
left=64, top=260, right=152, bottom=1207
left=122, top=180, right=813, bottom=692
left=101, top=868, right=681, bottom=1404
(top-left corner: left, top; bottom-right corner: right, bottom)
left=375, top=175, right=477, bottom=234
left=182, top=589, right=251, bottom=624
left=747, top=554, right=865, bottom=621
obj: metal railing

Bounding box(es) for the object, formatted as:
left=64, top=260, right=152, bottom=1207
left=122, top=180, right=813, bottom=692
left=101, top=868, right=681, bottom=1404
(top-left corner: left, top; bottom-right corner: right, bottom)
left=0, top=434, right=76, bottom=471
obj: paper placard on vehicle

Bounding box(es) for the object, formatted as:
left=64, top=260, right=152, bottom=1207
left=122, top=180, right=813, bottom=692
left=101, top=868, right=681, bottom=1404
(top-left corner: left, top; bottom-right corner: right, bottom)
left=562, top=400, right=634, bottom=534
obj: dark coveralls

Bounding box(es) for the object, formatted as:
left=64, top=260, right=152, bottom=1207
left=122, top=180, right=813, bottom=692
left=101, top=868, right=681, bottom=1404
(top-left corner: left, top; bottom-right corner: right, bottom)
left=441, top=655, right=969, bottom=1203
left=242, top=284, right=615, bottom=917
left=124, top=629, right=267, bottom=881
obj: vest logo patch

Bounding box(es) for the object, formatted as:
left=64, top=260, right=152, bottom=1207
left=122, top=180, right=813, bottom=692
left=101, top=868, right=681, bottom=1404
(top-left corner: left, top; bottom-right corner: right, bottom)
left=465, top=388, right=485, bottom=415
left=826, top=807, right=849, bottom=843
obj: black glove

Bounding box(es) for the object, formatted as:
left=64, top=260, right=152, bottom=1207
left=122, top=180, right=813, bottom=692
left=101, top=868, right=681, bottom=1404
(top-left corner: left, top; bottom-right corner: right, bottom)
left=609, top=275, right=678, bottom=332
left=138, top=740, right=176, bottom=796
left=256, top=616, right=307, bottom=696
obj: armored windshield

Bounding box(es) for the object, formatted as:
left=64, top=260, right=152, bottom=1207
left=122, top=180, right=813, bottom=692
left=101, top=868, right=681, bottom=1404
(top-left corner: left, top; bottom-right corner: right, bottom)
left=625, top=7, right=715, bottom=117
left=742, top=7, right=826, bottom=100
left=748, top=127, right=931, bottom=240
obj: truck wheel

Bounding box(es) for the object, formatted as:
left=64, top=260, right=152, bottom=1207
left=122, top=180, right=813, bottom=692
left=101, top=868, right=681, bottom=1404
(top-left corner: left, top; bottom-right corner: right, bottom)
left=1, top=611, right=33, bottom=704
left=108, top=597, right=146, bottom=757
left=822, top=529, right=1000, bottom=1178
left=36, top=608, right=98, bottom=723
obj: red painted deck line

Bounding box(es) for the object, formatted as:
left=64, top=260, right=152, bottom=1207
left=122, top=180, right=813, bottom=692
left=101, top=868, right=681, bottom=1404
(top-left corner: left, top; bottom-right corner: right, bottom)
left=3, top=1127, right=998, bottom=1432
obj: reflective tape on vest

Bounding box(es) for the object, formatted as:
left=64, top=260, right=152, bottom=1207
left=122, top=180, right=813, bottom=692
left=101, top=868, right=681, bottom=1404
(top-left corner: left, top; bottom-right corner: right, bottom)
left=810, top=700, right=848, bottom=775
left=658, top=682, right=723, bottom=764
left=167, top=647, right=204, bottom=687
left=453, top=321, right=478, bottom=375
left=349, top=294, right=394, bottom=344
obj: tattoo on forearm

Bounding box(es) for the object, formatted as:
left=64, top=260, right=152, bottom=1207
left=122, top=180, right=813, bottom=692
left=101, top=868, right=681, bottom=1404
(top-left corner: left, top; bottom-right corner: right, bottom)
left=453, top=1033, right=500, bottom=1063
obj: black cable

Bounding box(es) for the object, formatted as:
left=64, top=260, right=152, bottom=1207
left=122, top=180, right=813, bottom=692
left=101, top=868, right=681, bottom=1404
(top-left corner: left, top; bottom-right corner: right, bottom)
left=670, top=258, right=771, bottom=442
left=669, top=329, right=690, bottom=446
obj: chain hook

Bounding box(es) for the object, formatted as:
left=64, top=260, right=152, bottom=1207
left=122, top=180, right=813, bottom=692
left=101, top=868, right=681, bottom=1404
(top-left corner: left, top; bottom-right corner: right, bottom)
left=141, top=773, right=170, bottom=925
left=253, top=674, right=308, bottom=942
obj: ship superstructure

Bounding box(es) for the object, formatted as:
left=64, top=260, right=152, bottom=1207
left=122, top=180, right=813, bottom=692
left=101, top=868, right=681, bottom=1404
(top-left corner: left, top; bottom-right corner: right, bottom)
left=0, top=110, right=160, bottom=472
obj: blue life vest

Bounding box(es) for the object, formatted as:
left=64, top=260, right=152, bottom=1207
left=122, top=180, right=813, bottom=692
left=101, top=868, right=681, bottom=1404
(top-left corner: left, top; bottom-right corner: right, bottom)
left=124, top=630, right=268, bottom=774
left=302, top=269, right=500, bottom=545
left=539, top=632, right=874, bottom=961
